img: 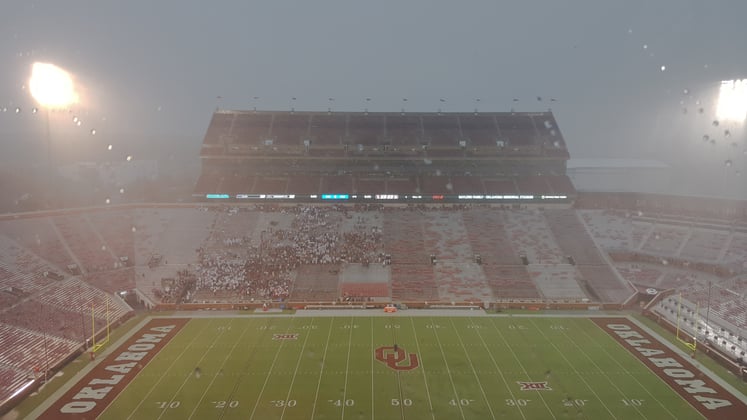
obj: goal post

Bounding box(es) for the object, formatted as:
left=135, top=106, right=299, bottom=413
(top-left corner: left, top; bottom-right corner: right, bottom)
left=91, top=298, right=111, bottom=353
left=675, top=293, right=698, bottom=352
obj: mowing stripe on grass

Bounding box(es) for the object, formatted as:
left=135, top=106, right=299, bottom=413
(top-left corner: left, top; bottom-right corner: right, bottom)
left=483, top=317, right=555, bottom=418
left=341, top=316, right=354, bottom=419
left=572, top=319, right=677, bottom=419
left=429, top=317, right=466, bottom=420
left=188, top=319, right=252, bottom=420
left=408, top=317, right=435, bottom=420
left=310, top=313, right=335, bottom=419
left=156, top=319, right=234, bottom=420
left=549, top=320, right=648, bottom=419
left=248, top=317, right=298, bottom=420
left=448, top=318, right=497, bottom=420
left=279, top=317, right=315, bottom=420
left=527, top=318, right=618, bottom=419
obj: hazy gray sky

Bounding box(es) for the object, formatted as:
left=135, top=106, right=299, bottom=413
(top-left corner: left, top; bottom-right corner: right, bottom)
left=1, top=0, right=746, bottom=196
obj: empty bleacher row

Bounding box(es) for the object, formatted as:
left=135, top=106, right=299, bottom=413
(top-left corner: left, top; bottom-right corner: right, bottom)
left=202, top=111, right=568, bottom=151
left=194, top=172, right=576, bottom=197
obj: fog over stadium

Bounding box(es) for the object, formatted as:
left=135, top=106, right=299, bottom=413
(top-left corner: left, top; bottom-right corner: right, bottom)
left=3, top=3, right=747, bottom=418
left=1, top=0, right=746, bottom=208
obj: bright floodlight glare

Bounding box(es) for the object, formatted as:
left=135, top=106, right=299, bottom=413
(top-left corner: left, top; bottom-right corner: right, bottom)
left=716, top=79, right=747, bottom=122
left=29, top=62, right=79, bottom=108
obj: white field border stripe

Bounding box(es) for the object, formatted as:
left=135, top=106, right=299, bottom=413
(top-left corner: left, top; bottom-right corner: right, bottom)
left=188, top=320, right=252, bottom=419
left=157, top=320, right=233, bottom=420
left=526, top=318, right=619, bottom=419
left=448, top=319, right=497, bottom=420
left=429, top=317, right=466, bottom=420
left=280, top=317, right=315, bottom=420
left=483, top=318, right=555, bottom=419
left=248, top=317, right=298, bottom=420
left=310, top=316, right=335, bottom=419
left=576, top=319, right=678, bottom=419
left=408, top=317, right=435, bottom=420
left=126, top=319, right=214, bottom=420
left=341, top=316, right=354, bottom=419
left=551, top=320, right=649, bottom=419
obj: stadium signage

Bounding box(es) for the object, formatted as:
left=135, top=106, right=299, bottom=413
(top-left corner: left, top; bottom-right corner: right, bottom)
left=42, top=319, right=189, bottom=419
left=374, top=346, right=419, bottom=371
left=593, top=319, right=745, bottom=416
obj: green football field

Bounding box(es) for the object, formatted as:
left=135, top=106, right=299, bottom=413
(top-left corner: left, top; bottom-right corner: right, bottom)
left=99, top=316, right=700, bottom=420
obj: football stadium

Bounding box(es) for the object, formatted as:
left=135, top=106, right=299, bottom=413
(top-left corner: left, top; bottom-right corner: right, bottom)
left=1, top=109, right=747, bottom=419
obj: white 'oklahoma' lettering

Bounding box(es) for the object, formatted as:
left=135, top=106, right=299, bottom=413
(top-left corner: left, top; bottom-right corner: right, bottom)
left=57, top=324, right=177, bottom=414
left=606, top=323, right=733, bottom=411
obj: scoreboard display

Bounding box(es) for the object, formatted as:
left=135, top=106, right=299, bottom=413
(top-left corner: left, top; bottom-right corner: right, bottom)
left=200, top=193, right=569, bottom=203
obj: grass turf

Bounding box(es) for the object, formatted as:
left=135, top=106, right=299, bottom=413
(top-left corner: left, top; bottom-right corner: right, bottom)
left=98, top=316, right=701, bottom=419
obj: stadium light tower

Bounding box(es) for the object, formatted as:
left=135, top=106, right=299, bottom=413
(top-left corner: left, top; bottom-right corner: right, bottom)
left=716, top=80, right=747, bottom=123
left=28, top=62, right=80, bottom=207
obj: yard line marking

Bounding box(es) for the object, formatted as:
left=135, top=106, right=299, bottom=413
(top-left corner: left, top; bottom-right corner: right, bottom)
left=188, top=320, right=251, bottom=419
left=248, top=317, right=298, bottom=420
left=408, top=318, right=435, bottom=420
left=310, top=317, right=335, bottom=419
left=448, top=319, right=497, bottom=420
left=429, top=317, right=466, bottom=420
left=574, top=319, right=677, bottom=419
left=279, top=318, right=315, bottom=420
left=157, top=320, right=233, bottom=420
left=341, top=316, right=354, bottom=419
left=527, top=318, right=618, bottom=419
left=551, top=320, right=648, bottom=419
left=126, top=319, right=213, bottom=420
left=484, top=318, right=555, bottom=418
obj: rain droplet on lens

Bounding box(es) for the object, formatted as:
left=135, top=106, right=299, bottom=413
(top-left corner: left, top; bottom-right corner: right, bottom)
left=683, top=88, right=689, bottom=95
left=710, top=139, right=716, bottom=145
left=126, top=155, right=132, bottom=161
left=76, top=120, right=81, bottom=126
left=15, top=107, right=20, bottom=113
left=698, top=108, right=704, bottom=114
left=119, top=188, right=125, bottom=194
left=712, top=120, right=719, bottom=126
left=724, top=130, right=731, bottom=138
left=107, top=144, right=113, bottom=150
left=695, top=100, right=701, bottom=105
left=90, top=129, right=96, bottom=135
left=131, top=226, right=137, bottom=232
left=643, top=44, right=648, bottom=49
left=682, top=108, right=687, bottom=114
left=72, top=116, right=78, bottom=123
left=101, top=245, right=107, bottom=251
left=32, top=107, right=38, bottom=114
left=105, top=197, right=111, bottom=204
left=703, top=135, right=710, bottom=142
left=725, top=159, right=732, bottom=167
left=660, top=65, right=666, bottom=72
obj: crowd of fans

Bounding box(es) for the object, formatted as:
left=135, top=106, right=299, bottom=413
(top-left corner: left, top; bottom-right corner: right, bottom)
left=184, top=205, right=386, bottom=301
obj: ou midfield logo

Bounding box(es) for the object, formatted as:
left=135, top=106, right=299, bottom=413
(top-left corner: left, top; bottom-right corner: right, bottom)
left=375, top=346, right=419, bottom=371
